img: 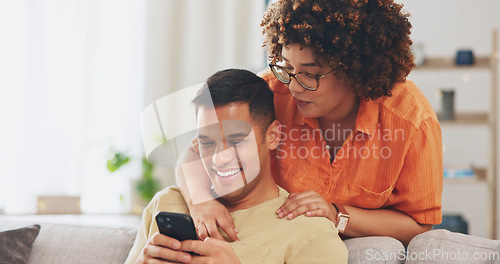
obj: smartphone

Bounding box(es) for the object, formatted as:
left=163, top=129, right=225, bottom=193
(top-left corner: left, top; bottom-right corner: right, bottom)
left=155, top=211, right=199, bottom=241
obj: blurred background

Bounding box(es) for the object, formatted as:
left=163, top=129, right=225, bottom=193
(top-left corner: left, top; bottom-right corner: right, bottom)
left=0, top=0, right=499, bottom=239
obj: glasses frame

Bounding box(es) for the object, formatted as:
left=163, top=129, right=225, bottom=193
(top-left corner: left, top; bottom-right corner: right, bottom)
left=269, top=63, right=335, bottom=91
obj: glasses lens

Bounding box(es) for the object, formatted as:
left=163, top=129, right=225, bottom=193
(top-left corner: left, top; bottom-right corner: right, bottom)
left=271, top=66, right=290, bottom=84
left=295, top=73, right=318, bottom=90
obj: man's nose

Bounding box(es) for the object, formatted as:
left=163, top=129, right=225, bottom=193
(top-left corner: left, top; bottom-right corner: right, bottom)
left=211, top=144, right=234, bottom=167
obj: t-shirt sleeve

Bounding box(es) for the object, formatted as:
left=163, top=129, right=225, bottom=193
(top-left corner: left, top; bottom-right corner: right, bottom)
left=123, top=197, right=156, bottom=264
left=385, top=117, right=443, bottom=225
left=287, top=229, right=348, bottom=264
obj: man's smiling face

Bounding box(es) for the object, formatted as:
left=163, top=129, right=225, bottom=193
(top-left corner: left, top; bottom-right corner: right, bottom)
left=197, top=103, right=267, bottom=201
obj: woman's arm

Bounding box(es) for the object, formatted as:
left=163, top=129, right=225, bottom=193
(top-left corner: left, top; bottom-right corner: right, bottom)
left=343, top=205, right=432, bottom=246
left=174, top=145, right=213, bottom=206
left=175, top=145, right=239, bottom=241
left=276, top=190, right=431, bottom=246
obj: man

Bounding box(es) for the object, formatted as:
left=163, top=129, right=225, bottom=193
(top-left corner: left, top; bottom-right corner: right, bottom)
left=125, top=69, right=348, bottom=264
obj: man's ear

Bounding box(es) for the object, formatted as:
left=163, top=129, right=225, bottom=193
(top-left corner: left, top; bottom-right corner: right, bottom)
left=265, top=120, right=281, bottom=150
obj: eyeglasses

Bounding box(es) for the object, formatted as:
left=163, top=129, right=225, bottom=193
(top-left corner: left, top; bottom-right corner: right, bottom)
left=269, top=63, right=335, bottom=91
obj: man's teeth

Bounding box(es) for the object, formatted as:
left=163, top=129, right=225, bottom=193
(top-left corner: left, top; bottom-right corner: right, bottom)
left=216, top=168, right=241, bottom=177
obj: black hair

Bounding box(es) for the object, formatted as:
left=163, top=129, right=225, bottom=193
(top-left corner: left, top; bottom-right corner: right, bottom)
left=192, top=69, right=275, bottom=130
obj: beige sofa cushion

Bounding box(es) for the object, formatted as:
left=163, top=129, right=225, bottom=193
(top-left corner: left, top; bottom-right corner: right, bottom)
left=0, top=218, right=137, bottom=264
left=344, top=236, right=405, bottom=264
left=406, top=229, right=500, bottom=264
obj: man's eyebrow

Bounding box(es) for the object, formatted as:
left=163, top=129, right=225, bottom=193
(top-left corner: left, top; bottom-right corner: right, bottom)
left=197, top=133, right=248, bottom=139
left=282, top=56, right=322, bottom=68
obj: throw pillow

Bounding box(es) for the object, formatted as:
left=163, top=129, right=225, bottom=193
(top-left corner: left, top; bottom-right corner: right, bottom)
left=0, top=224, right=41, bottom=264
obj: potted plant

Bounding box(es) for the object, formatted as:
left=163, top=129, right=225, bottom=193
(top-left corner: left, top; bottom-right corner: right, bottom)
left=106, top=148, right=161, bottom=213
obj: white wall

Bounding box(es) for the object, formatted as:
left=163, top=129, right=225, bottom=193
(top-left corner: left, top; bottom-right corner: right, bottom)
left=399, top=0, right=500, bottom=238
left=144, top=0, right=266, bottom=106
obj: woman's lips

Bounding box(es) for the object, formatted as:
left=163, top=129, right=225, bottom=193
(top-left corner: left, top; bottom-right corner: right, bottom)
left=294, top=98, right=310, bottom=107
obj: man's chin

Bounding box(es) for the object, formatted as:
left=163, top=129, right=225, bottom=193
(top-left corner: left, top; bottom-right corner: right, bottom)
left=214, top=185, right=244, bottom=199
left=210, top=174, right=245, bottom=198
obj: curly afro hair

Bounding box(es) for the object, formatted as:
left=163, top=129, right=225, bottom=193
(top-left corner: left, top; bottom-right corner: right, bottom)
left=261, top=0, right=415, bottom=100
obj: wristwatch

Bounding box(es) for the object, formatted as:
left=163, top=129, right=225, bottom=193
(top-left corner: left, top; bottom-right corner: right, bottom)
left=332, top=203, right=350, bottom=233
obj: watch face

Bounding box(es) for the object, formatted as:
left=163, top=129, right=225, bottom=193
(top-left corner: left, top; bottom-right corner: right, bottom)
left=337, top=216, right=349, bottom=233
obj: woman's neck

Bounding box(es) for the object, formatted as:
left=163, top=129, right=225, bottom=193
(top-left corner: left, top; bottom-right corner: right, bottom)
left=318, top=94, right=360, bottom=129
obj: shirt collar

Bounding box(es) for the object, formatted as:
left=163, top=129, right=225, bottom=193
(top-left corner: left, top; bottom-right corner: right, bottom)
left=355, top=99, right=380, bottom=136
left=293, top=108, right=319, bottom=129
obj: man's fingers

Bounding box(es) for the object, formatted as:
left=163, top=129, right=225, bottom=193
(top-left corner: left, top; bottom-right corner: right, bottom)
left=202, top=237, right=220, bottom=245
left=188, top=255, right=212, bottom=264
left=140, top=257, right=173, bottom=264
left=143, top=242, right=191, bottom=263
left=144, top=259, right=165, bottom=264
left=180, top=240, right=210, bottom=256
left=149, top=233, right=181, bottom=250
left=146, top=233, right=191, bottom=263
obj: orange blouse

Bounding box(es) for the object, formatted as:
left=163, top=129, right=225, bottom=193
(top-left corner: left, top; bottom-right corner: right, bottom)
left=261, top=71, right=443, bottom=225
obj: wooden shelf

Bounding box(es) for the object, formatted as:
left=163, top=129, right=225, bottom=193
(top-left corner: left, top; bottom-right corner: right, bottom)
left=414, top=57, right=492, bottom=70
left=432, top=29, right=497, bottom=238
left=437, top=113, right=490, bottom=125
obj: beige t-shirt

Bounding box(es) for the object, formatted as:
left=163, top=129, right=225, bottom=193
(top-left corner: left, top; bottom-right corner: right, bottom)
left=124, top=186, right=348, bottom=264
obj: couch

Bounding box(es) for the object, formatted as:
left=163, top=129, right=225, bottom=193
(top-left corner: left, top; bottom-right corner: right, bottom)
left=1, top=216, right=499, bottom=264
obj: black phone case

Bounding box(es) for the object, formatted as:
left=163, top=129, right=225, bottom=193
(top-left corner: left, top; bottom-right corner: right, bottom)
left=155, top=211, right=199, bottom=241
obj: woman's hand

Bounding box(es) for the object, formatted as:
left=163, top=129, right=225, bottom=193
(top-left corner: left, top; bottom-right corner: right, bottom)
left=181, top=237, right=241, bottom=264
left=276, top=190, right=338, bottom=223
left=189, top=199, right=239, bottom=242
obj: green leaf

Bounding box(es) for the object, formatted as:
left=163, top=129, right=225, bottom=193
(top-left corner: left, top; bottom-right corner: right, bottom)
left=136, top=177, right=161, bottom=201
left=141, top=157, right=154, bottom=179
left=106, top=152, right=130, bottom=172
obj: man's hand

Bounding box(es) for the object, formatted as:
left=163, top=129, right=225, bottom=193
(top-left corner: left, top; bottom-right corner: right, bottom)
left=276, top=190, right=338, bottom=223
left=181, top=237, right=241, bottom=264
left=135, top=233, right=192, bottom=264
left=189, top=199, right=239, bottom=242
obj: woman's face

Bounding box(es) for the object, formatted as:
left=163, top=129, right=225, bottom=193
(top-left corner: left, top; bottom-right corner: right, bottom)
left=280, top=44, right=357, bottom=121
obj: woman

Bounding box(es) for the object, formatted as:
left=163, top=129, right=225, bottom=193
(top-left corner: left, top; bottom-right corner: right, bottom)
left=179, top=0, right=442, bottom=246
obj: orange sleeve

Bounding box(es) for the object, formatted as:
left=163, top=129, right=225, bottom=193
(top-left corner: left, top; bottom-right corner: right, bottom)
left=385, top=117, right=443, bottom=225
